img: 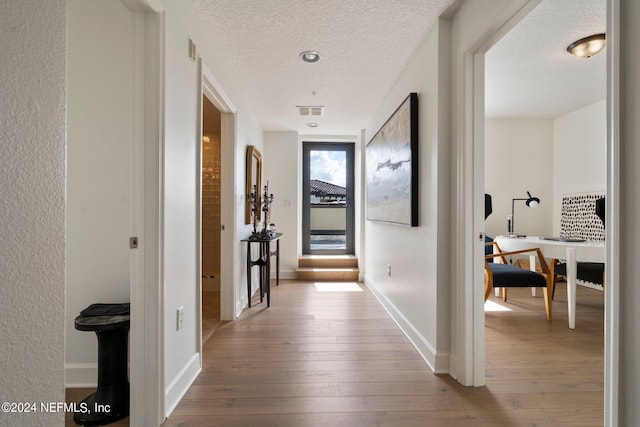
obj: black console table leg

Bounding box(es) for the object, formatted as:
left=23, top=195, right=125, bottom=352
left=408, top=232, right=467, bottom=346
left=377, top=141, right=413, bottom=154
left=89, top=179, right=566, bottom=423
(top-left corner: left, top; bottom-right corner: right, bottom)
left=276, top=240, right=280, bottom=287
left=246, top=243, right=252, bottom=307
left=242, top=233, right=282, bottom=309
left=266, top=241, right=271, bottom=307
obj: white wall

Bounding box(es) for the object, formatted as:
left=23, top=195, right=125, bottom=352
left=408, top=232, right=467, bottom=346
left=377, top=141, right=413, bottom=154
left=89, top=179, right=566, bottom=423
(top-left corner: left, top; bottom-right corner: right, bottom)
left=485, top=119, right=554, bottom=238
left=157, top=0, right=265, bottom=415
left=66, top=0, right=133, bottom=385
left=0, top=1, right=66, bottom=425
left=363, top=19, right=451, bottom=372
left=364, top=0, right=535, bottom=383
left=263, top=133, right=361, bottom=273
left=166, top=1, right=265, bottom=314
left=161, top=3, right=202, bottom=409
left=552, top=99, right=606, bottom=232
left=310, top=206, right=346, bottom=230
left=263, top=131, right=299, bottom=277
left=233, top=122, right=266, bottom=310
left=485, top=101, right=606, bottom=239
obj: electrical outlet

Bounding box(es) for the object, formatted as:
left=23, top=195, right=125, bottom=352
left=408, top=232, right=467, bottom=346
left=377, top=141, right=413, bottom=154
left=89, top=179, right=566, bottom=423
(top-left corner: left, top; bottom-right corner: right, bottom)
left=387, top=264, right=392, bottom=277
left=177, top=306, right=184, bottom=330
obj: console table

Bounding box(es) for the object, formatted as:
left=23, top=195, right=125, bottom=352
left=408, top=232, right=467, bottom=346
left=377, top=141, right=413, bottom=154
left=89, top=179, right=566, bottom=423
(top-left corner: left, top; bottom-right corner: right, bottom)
left=495, top=235, right=604, bottom=329
left=241, top=232, right=282, bottom=307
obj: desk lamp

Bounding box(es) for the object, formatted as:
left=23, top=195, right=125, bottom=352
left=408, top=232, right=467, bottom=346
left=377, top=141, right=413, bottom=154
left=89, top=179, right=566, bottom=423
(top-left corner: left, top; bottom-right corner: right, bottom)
left=508, top=191, right=540, bottom=236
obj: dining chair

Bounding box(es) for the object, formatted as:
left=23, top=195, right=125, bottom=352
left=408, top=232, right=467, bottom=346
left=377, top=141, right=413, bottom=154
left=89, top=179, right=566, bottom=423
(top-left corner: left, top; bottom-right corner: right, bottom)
left=484, top=241, right=557, bottom=320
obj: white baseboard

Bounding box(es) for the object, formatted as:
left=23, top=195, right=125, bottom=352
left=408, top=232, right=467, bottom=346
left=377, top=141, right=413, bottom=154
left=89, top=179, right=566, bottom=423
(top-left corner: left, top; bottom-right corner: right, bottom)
left=164, top=353, right=201, bottom=418
left=65, top=363, right=98, bottom=388
left=65, top=363, right=135, bottom=389
left=363, top=276, right=449, bottom=374
left=272, top=269, right=297, bottom=280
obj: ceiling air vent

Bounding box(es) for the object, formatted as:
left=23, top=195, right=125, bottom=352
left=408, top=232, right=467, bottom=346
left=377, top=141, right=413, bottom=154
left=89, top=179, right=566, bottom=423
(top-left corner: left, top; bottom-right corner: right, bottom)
left=297, top=106, right=324, bottom=117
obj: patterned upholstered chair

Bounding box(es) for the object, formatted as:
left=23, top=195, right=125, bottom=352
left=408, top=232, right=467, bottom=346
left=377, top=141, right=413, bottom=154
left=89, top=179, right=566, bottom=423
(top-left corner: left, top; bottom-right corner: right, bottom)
left=484, top=241, right=557, bottom=320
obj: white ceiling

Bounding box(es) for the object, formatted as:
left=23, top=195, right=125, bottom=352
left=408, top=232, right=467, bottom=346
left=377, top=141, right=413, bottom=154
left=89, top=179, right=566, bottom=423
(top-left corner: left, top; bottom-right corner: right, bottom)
left=486, top=0, right=606, bottom=119
left=190, top=0, right=606, bottom=135
left=190, top=0, right=460, bottom=135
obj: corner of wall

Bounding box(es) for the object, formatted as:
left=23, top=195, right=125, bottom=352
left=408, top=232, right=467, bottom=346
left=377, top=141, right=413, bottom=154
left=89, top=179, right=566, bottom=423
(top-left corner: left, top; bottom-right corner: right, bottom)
left=164, top=354, right=201, bottom=418
left=65, top=364, right=98, bottom=388
left=364, top=277, right=449, bottom=374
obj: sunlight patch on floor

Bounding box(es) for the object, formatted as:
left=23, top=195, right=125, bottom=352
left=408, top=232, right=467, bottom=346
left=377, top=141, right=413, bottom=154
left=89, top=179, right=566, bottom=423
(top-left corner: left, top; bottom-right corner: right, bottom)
left=484, top=300, right=512, bottom=312
left=314, top=282, right=363, bottom=292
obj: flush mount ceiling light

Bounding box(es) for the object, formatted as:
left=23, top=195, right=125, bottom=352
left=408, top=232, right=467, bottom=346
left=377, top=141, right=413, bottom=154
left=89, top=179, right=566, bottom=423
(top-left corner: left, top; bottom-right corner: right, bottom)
left=299, top=50, right=320, bottom=63
left=567, top=33, right=606, bottom=58
left=307, top=122, right=319, bottom=128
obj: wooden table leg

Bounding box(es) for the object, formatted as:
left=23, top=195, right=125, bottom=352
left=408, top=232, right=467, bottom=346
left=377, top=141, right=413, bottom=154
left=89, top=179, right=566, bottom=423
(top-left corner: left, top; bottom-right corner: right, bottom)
left=567, top=247, right=577, bottom=329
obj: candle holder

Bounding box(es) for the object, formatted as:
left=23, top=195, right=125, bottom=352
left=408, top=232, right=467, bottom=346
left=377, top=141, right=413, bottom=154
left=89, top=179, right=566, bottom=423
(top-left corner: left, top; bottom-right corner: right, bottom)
left=249, top=182, right=275, bottom=239
left=249, top=185, right=261, bottom=238
left=260, top=182, right=275, bottom=238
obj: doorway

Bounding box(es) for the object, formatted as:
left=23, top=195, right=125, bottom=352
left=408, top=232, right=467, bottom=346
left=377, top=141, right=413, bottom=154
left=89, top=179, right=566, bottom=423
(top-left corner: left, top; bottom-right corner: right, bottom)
left=302, top=142, right=355, bottom=255
left=469, top=2, right=606, bottom=392
left=201, top=95, right=223, bottom=342
left=199, top=60, right=238, bottom=324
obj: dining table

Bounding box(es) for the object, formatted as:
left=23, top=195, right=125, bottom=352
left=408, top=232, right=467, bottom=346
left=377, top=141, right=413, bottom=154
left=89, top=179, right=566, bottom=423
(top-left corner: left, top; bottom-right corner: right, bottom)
left=494, top=235, right=604, bottom=329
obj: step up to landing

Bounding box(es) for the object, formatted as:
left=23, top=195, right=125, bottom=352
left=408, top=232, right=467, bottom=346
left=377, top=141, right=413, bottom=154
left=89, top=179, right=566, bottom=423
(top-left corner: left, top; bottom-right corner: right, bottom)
left=297, top=255, right=358, bottom=268
left=296, top=255, right=359, bottom=281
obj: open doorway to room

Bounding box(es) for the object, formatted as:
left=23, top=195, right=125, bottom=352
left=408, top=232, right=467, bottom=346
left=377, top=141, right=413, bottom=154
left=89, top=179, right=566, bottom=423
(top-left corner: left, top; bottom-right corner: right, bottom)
left=199, top=61, right=238, bottom=325
left=302, top=142, right=355, bottom=255
left=480, top=0, right=606, bottom=416
left=201, top=95, right=223, bottom=342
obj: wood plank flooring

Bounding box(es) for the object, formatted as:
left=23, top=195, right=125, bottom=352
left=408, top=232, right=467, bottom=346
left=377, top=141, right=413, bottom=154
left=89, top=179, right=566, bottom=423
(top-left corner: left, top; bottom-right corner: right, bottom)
left=163, top=279, right=604, bottom=426
left=202, top=290, right=223, bottom=344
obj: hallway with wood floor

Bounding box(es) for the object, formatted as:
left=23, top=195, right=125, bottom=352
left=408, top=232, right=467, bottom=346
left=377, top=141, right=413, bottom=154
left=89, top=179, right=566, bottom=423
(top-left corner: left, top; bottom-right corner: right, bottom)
left=163, top=279, right=604, bottom=426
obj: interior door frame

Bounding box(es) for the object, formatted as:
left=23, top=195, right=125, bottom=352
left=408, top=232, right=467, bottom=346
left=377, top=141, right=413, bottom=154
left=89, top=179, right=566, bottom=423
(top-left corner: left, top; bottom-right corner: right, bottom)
left=198, top=61, right=238, bottom=329
left=123, top=0, right=165, bottom=424
left=302, top=141, right=355, bottom=255
left=124, top=1, right=240, bottom=423
left=604, top=1, right=620, bottom=424
left=453, top=0, right=542, bottom=387
left=458, top=0, right=618, bottom=425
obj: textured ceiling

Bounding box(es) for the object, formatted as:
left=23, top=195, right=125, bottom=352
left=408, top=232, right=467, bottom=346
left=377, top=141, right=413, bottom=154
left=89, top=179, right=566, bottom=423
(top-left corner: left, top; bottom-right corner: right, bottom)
left=190, top=0, right=606, bottom=134
left=486, top=0, right=606, bottom=119
left=190, top=0, right=460, bottom=135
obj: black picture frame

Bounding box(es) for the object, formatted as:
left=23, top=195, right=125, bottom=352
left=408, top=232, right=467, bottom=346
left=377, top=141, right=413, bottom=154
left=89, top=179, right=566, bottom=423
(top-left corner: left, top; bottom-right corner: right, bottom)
left=365, top=93, right=418, bottom=226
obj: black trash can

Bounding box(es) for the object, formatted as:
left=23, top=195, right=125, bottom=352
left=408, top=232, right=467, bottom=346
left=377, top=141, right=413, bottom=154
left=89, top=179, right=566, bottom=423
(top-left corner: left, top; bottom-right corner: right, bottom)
left=74, top=303, right=130, bottom=426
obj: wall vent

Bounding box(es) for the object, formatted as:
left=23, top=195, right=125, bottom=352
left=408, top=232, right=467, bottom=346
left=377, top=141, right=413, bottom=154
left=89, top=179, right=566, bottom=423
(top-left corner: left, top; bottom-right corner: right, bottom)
left=297, top=106, right=324, bottom=117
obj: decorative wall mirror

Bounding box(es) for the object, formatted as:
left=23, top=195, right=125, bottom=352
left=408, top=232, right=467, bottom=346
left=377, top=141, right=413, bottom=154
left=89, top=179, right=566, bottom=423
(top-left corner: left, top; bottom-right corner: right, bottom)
left=245, top=145, right=262, bottom=224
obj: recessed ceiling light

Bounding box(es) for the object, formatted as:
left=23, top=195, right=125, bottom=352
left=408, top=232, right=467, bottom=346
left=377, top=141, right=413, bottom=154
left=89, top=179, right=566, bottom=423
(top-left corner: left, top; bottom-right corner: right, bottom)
left=567, top=33, right=606, bottom=58
left=300, top=51, right=320, bottom=63
left=307, top=122, right=318, bottom=128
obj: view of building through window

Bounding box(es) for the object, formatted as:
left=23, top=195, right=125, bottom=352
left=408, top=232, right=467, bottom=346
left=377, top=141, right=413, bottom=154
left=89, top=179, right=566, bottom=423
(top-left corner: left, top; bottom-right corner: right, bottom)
left=309, top=150, right=347, bottom=250
left=310, top=150, right=346, bottom=187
